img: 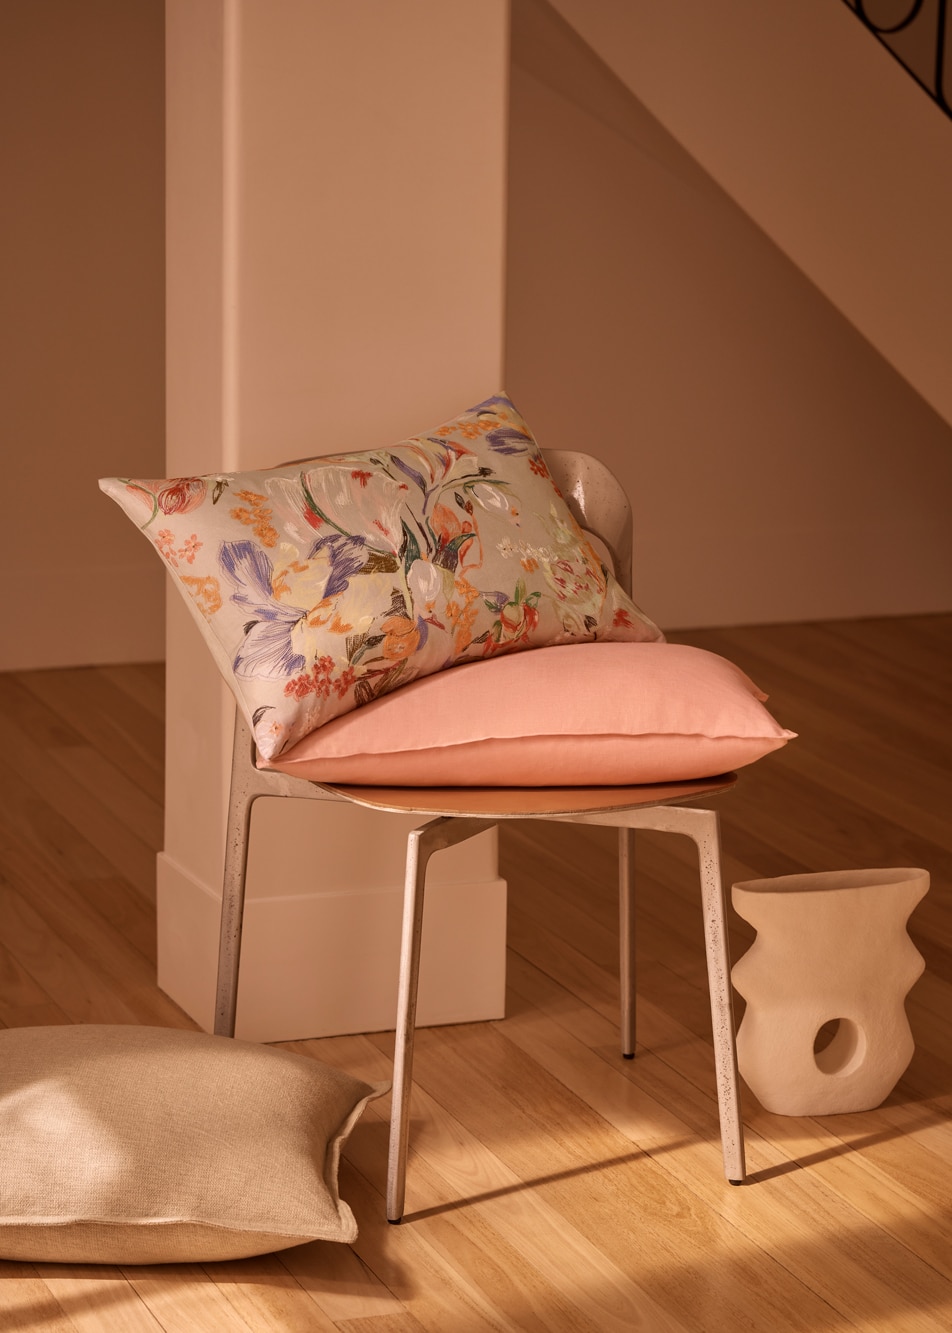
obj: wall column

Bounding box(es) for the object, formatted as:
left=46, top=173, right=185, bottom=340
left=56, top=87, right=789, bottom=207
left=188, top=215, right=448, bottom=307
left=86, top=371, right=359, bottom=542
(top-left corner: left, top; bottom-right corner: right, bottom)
left=162, top=0, right=510, bottom=1041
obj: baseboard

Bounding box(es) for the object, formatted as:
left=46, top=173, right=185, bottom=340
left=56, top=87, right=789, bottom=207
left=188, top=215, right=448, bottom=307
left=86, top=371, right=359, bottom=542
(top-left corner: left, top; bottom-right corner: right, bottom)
left=156, top=852, right=507, bottom=1043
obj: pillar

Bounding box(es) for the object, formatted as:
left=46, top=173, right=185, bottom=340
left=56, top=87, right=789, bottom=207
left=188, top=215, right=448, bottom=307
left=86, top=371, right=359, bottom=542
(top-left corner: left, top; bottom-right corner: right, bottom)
left=161, top=0, right=510, bottom=1040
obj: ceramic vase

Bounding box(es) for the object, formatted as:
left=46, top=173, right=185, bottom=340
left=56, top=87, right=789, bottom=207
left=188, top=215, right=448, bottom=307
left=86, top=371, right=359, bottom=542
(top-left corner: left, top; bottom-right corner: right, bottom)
left=731, top=868, right=929, bottom=1116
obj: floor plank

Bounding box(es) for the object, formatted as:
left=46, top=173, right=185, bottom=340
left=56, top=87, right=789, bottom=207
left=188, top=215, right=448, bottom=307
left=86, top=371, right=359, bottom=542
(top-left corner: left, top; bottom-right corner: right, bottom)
left=0, top=615, right=949, bottom=1330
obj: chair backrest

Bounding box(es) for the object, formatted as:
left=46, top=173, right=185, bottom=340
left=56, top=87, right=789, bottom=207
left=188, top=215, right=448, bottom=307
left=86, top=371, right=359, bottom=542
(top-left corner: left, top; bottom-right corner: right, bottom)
left=543, top=450, right=633, bottom=595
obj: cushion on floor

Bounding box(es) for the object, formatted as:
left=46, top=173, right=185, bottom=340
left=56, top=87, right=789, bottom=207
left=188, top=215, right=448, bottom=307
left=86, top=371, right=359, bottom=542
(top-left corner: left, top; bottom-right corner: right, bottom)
left=0, top=1024, right=387, bottom=1264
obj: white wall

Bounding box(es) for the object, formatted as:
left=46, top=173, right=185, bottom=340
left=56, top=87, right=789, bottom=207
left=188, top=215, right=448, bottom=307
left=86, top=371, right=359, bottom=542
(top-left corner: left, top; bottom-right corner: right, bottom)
left=505, top=0, right=952, bottom=629
left=4, top=0, right=950, bottom=678
left=0, top=0, right=165, bottom=670
left=544, top=0, right=952, bottom=433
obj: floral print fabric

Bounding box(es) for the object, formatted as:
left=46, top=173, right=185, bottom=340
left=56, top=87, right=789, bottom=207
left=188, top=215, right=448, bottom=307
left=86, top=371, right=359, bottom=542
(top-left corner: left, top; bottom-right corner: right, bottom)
left=100, top=395, right=663, bottom=759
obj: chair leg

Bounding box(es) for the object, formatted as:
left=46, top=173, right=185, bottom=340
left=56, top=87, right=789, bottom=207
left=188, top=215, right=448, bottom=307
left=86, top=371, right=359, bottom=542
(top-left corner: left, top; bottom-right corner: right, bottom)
left=689, top=809, right=746, bottom=1185
left=387, top=824, right=430, bottom=1224
left=214, top=785, right=257, bottom=1038
left=387, top=815, right=498, bottom=1223
left=618, top=827, right=636, bottom=1058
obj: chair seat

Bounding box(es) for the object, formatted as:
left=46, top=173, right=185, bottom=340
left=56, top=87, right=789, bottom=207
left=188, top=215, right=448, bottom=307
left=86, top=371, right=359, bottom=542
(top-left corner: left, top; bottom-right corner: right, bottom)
left=316, top=773, right=737, bottom=818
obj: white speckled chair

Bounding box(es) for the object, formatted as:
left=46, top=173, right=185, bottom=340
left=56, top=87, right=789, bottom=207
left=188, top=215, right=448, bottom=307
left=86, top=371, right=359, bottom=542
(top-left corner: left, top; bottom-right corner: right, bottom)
left=213, top=450, right=746, bottom=1222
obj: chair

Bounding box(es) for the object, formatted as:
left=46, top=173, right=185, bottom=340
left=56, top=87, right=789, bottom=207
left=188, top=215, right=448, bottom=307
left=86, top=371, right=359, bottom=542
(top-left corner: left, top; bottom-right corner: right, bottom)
left=213, top=449, right=746, bottom=1222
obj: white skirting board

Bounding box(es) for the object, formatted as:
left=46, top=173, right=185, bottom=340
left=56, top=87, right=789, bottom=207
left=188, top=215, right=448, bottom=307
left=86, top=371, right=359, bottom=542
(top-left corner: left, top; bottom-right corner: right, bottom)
left=156, top=852, right=508, bottom=1043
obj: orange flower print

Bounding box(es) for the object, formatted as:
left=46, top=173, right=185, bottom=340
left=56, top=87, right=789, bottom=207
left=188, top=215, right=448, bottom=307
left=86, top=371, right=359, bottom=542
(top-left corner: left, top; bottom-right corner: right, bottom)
left=333, top=665, right=356, bottom=699
left=180, top=574, right=222, bottom=617
left=431, top=502, right=469, bottom=541
left=179, top=533, right=202, bottom=565
left=155, top=529, right=202, bottom=570
left=381, top=616, right=421, bottom=661
left=306, top=599, right=334, bottom=629
left=231, top=490, right=278, bottom=547
left=351, top=469, right=373, bottom=488
left=284, top=656, right=335, bottom=700
left=272, top=560, right=309, bottom=601
left=154, top=529, right=176, bottom=563
left=529, top=454, right=549, bottom=479
left=445, top=577, right=482, bottom=653
left=431, top=501, right=480, bottom=573
left=613, top=608, right=635, bottom=629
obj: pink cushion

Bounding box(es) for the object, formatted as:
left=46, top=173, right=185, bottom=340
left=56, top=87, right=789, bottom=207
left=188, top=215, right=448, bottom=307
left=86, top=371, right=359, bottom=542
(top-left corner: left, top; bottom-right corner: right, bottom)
left=260, top=642, right=795, bottom=787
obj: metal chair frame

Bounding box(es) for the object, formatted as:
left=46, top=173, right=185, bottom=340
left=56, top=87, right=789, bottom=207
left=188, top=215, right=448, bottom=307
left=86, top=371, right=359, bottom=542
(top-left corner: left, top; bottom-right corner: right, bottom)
left=213, top=449, right=746, bottom=1221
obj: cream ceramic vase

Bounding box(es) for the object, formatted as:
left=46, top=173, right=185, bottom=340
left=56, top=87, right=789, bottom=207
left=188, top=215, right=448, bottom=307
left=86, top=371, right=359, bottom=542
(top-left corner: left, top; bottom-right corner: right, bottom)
left=731, top=868, right=929, bottom=1116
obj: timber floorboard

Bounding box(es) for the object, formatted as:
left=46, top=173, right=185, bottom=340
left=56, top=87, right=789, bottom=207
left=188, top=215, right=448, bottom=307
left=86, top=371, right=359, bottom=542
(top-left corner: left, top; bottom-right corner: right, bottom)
left=0, top=614, right=949, bottom=1330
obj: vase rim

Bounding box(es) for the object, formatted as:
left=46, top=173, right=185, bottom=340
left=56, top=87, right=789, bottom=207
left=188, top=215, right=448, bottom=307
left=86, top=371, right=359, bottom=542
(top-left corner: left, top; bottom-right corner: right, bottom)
left=733, top=867, right=929, bottom=895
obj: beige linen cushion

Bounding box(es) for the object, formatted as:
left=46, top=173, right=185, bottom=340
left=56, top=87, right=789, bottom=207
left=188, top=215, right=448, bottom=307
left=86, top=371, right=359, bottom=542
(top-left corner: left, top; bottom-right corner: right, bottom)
left=0, top=1025, right=386, bottom=1264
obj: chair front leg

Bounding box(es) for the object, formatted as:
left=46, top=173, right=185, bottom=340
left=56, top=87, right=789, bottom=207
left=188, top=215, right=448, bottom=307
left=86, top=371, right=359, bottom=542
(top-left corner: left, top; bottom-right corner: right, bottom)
left=214, top=783, right=258, bottom=1038
left=214, top=711, right=338, bottom=1038
left=387, top=815, right=497, bottom=1224
left=619, top=827, right=636, bottom=1058
left=686, top=808, right=746, bottom=1185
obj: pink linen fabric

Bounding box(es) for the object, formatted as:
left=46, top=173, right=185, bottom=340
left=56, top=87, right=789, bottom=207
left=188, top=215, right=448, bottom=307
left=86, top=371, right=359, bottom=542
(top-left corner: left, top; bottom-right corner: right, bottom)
left=261, top=642, right=796, bottom=787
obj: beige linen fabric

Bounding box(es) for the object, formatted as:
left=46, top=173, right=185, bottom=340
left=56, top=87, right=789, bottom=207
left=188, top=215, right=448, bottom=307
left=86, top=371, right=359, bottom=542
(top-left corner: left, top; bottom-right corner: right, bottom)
left=0, top=1025, right=386, bottom=1263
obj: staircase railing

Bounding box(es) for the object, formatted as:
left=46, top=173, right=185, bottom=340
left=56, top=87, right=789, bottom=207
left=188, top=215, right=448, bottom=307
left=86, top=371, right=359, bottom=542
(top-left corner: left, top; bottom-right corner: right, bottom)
left=842, top=0, right=950, bottom=116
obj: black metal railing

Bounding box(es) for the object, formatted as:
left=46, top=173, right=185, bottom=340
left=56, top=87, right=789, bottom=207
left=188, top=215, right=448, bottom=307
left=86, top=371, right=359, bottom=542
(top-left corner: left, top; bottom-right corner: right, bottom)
left=842, top=0, right=950, bottom=116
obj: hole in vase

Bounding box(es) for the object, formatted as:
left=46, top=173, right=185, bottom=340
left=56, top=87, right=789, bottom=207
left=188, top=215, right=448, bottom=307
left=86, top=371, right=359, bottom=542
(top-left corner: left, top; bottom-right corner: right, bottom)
left=813, top=1020, right=839, bottom=1055
left=814, top=1018, right=867, bottom=1076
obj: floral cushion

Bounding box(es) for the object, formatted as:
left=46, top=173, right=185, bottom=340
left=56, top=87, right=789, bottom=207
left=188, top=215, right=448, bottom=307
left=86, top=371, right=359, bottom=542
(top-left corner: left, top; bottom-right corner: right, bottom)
left=100, top=395, right=662, bottom=759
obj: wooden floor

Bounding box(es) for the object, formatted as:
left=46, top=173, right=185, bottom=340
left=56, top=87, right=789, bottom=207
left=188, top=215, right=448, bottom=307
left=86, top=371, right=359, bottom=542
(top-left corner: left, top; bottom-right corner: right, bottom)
left=0, top=615, right=950, bottom=1331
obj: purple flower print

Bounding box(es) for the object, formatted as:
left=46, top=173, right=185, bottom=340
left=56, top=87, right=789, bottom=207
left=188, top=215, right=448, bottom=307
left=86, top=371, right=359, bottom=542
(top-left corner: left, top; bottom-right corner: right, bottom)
left=218, top=541, right=307, bottom=679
